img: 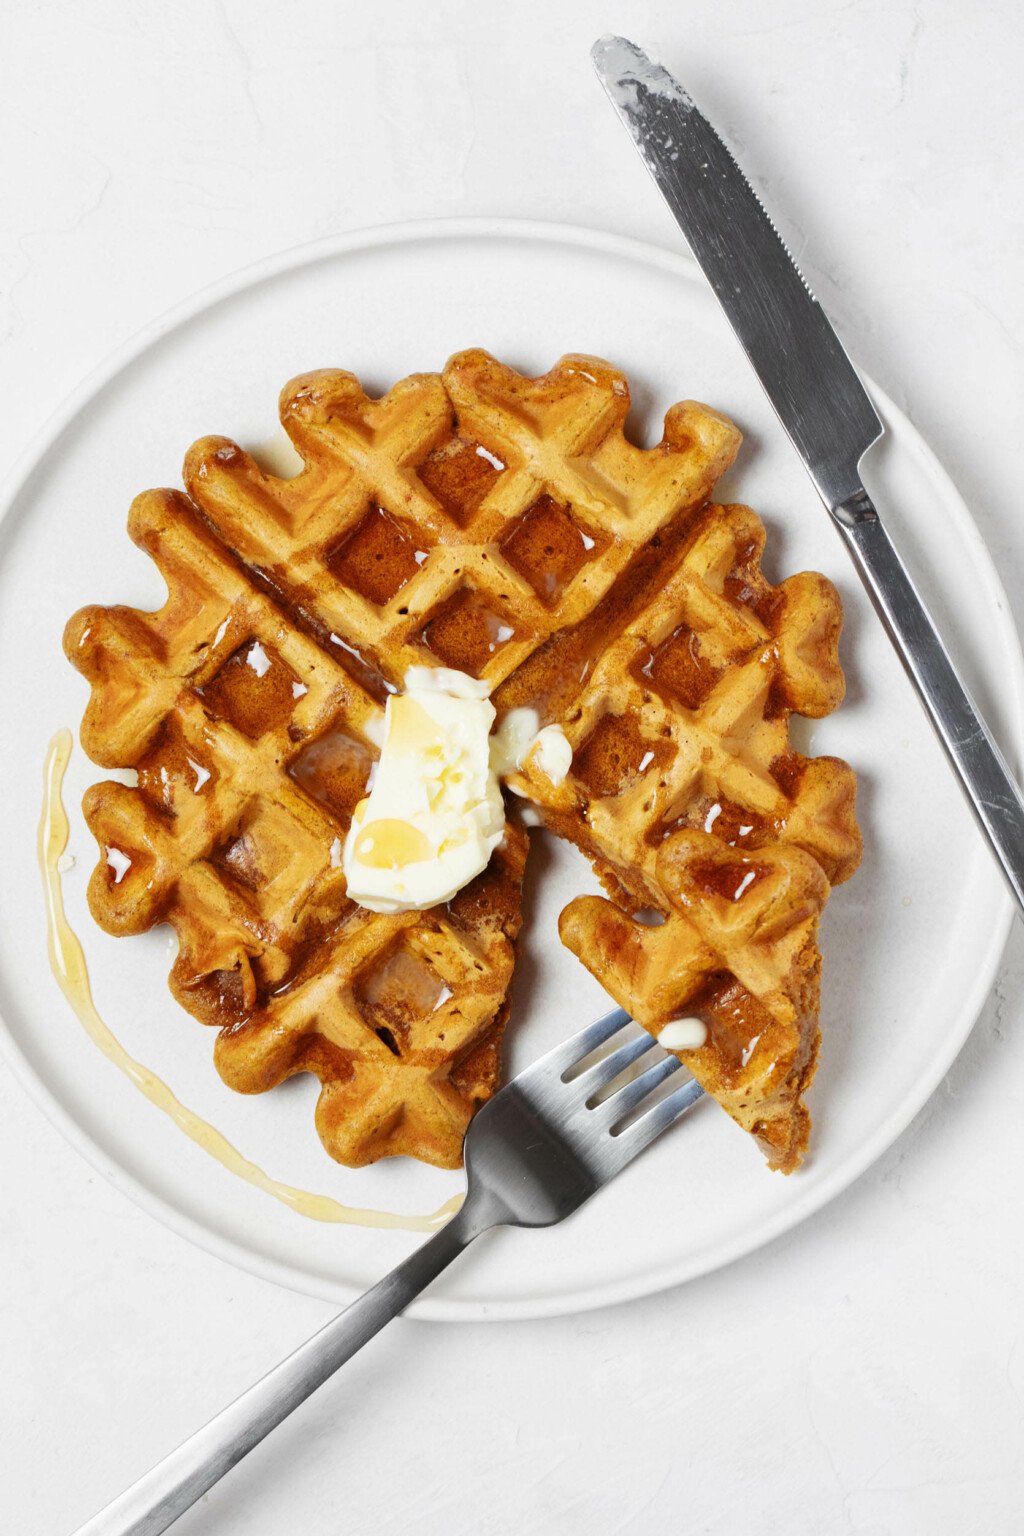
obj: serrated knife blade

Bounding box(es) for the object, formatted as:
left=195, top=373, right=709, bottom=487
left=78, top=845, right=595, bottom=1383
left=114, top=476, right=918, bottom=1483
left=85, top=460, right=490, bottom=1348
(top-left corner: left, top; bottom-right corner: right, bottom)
left=592, top=33, right=881, bottom=512
left=592, top=35, right=1024, bottom=918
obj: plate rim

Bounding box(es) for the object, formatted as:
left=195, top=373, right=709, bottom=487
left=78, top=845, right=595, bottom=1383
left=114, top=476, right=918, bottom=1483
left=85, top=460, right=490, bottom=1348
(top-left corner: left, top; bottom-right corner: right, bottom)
left=0, top=215, right=1019, bottom=1322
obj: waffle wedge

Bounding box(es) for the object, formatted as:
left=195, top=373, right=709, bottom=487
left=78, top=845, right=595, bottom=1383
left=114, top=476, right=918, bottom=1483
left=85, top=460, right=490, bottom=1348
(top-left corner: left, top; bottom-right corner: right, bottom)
left=502, top=496, right=861, bottom=1171
left=64, top=350, right=742, bottom=1168
left=560, top=832, right=829, bottom=1170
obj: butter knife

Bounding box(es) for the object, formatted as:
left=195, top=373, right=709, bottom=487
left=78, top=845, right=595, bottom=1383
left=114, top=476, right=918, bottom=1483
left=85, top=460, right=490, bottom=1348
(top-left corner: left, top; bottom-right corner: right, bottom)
left=592, top=35, right=1024, bottom=918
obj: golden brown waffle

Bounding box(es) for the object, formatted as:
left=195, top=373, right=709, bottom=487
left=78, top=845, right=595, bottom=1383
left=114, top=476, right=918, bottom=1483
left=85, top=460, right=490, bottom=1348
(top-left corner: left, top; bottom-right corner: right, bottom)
left=179, top=350, right=741, bottom=695
left=64, top=481, right=528, bottom=1167
left=499, top=492, right=860, bottom=1169
left=560, top=832, right=829, bottom=1171
left=64, top=350, right=741, bottom=1168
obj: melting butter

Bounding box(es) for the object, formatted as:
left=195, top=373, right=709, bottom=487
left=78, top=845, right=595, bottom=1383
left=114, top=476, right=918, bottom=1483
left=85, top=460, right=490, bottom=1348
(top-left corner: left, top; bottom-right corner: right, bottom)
left=657, top=1017, right=708, bottom=1052
left=491, top=707, right=572, bottom=786
left=343, top=675, right=504, bottom=913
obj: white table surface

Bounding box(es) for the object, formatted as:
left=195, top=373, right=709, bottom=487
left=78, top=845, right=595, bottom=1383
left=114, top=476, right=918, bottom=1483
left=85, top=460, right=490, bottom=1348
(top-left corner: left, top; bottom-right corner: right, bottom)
left=3, top=3, right=1022, bottom=1532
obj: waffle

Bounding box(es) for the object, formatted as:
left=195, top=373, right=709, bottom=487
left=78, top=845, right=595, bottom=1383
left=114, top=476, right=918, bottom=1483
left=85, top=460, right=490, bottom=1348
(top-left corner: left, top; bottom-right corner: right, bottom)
left=500, top=499, right=861, bottom=1170
left=64, top=350, right=740, bottom=1168
left=560, top=833, right=829, bottom=1170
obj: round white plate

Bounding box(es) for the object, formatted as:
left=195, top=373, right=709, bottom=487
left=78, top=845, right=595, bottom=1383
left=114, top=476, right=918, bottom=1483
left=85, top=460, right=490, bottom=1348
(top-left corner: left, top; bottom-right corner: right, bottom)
left=0, top=220, right=1019, bottom=1321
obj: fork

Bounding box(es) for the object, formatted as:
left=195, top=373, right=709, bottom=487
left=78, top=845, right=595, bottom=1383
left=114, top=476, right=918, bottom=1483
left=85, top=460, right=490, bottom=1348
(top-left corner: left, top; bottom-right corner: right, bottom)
left=72, top=1007, right=706, bottom=1536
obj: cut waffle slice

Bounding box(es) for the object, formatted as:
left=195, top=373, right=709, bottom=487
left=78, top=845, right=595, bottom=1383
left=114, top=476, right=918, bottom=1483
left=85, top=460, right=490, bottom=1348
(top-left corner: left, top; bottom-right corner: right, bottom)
left=64, top=478, right=528, bottom=1168
left=500, top=496, right=861, bottom=1169
left=64, top=350, right=741, bottom=1168
left=560, top=830, right=829, bottom=1172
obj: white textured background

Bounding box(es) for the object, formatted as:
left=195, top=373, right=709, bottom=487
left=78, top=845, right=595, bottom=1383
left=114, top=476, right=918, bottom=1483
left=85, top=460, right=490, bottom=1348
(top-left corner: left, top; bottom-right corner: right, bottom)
left=2, top=2, right=1023, bottom=1532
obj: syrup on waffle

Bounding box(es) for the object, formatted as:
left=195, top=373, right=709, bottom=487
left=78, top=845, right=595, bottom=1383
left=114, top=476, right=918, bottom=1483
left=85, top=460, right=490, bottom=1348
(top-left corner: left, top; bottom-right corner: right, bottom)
left=64, top=351, right=742, bottom=1168
left=500, top=495, right=861, bottom=1169
left=560, top=832, right=830, bottom=1171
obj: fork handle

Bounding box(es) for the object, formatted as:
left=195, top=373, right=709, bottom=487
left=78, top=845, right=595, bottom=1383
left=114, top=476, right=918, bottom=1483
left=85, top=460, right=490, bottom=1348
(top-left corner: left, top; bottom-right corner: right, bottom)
left=834, top=490, right=1024, bottom=915
left=70, top=1202, right=484, bottom=1536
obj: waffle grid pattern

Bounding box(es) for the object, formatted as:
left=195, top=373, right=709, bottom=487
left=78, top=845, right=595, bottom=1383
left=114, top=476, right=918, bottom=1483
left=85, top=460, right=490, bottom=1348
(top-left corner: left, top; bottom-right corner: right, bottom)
left=65, top=351, right=746, bottom=1167
left=506, top=490, right=860, bottom=1169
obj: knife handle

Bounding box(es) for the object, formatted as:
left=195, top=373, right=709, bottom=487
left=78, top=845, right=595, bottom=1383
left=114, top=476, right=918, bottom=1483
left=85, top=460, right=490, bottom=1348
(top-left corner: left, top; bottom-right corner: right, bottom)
left=834, top=490, right=1024, bottom=917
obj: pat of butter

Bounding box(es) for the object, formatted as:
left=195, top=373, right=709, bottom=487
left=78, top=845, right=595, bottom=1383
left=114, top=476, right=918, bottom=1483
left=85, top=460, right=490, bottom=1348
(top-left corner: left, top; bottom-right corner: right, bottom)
left=491, top=707, right=572, bottom=786
left=342, top=673, right=504, bottom=914
left=657, top=1017, right=708, bottom=1052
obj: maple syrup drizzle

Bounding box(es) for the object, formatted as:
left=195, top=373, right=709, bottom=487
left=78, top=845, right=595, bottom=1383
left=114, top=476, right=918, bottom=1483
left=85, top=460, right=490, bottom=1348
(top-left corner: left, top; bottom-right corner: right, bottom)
left=38, top=730, right=462, bottom=1234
